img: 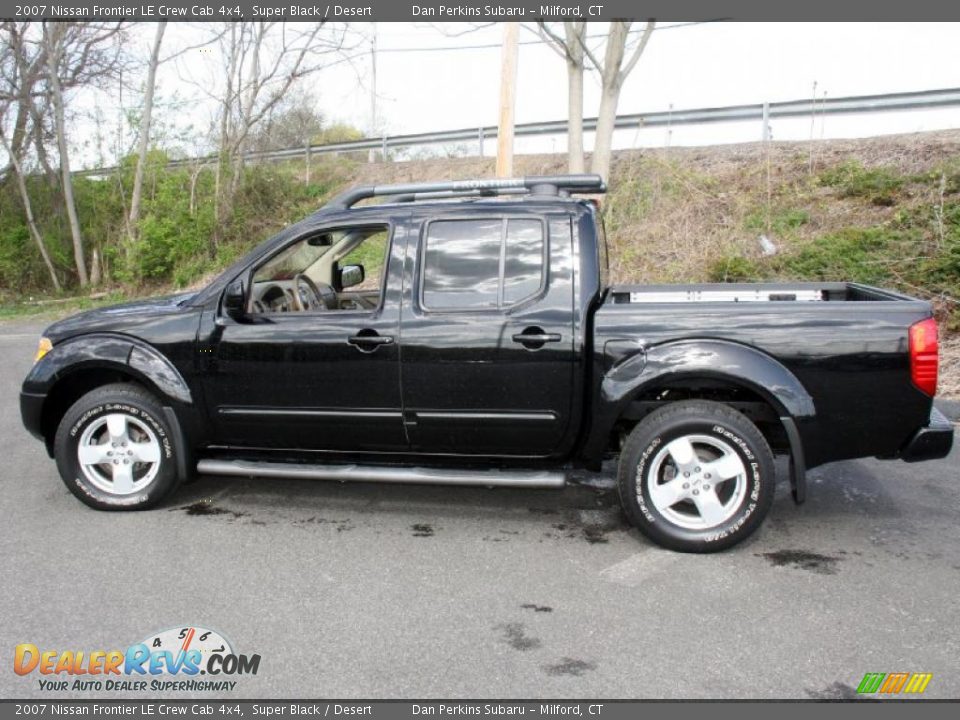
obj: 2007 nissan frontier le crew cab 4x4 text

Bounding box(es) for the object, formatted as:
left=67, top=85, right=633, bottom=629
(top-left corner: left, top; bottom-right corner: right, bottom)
left=20, top=175, right=954, bottom=552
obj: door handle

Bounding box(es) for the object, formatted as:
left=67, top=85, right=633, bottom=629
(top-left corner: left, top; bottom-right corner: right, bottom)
left=512, top=327, right=561, bottom=349
left=348, top=331, right=394, bottom=351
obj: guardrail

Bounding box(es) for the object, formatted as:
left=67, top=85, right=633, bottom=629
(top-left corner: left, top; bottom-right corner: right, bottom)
left=75, top=87, right=960, bottom=178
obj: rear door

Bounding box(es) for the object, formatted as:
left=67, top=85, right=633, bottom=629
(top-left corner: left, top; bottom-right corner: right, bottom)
left=399, top=212, right=576, bottom=458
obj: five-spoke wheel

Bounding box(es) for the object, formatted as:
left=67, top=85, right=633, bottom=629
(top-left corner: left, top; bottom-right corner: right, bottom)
left=55, top=383, right=181, bottom=510
left=618, top=400, right=776, bottom=552
left=77, top=413, right=163, bottom=495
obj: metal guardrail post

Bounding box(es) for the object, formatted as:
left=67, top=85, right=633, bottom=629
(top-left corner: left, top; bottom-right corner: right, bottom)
left=762, top=102, right=771, bottom=141
left=478, top=127, right=485, bottom=157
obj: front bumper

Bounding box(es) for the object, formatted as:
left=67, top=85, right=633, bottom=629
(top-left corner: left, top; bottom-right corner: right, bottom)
left=900, top=407, right=954, bottom=462
left=20, top=390, right=45, bottom=442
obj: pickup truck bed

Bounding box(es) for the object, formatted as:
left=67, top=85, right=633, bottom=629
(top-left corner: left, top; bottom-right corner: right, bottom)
left=594, top=281, right=936, bottom=469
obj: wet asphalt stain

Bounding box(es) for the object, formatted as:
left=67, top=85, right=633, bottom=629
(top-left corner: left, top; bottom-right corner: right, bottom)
left=582, top=526, right=610, bottom=545
left=548, top=520, right=618, bottom=545
left=176, top=501, right=247, bottom=519
left=411, top=523, right=435, bottom=538
left=543, top=658, right=596, bottom=677
left=805, top=682, right=861, bottom=700
left=497, top=623, right=541, bottom=651
left=759, top=549, right=842, bottom=575
left=536, top=486, right=629, bottom=545
left=293, top=517, right=355, bottom=532
left=521, top=604, right=553, bottom=613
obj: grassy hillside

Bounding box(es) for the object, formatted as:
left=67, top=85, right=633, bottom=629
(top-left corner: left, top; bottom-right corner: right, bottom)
left=3, top=132, right=959, bottom=396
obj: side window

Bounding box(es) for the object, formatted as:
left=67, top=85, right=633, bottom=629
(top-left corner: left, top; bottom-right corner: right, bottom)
left=337, top=229, right=388, bottom=293
left=503, top=219, right=544, bottom=304
left=423, top=219, right=502, bottom=309
left=249, top=225, right=389, bottom=314
left=422, top=218, right=545, bottom=311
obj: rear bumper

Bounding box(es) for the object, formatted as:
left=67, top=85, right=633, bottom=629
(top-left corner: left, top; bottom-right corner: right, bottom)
left=900, top=407, right=954, bottom=462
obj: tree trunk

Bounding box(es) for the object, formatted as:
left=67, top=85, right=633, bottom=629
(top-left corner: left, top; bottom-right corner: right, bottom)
left=591, top=80, right=621, bottom=183
left=567, top=58, right=584, bottom=173
left=564, top=22, right=585, bottom=174
left=128, top=21, right=166, bottom=241
left=0, top=128, right=62, bottom=292
left=590, top=22, right=629, bottom=184
left=89, top=246, right=101, bottom=285
left=45, top=25, right=88, bottom=286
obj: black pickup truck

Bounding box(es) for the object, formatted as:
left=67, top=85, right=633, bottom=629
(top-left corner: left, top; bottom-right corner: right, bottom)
left=20, top=175, right=954, bottom=551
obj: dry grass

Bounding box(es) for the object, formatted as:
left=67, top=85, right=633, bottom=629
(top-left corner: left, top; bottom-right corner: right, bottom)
left=940, top=336, right=960, bottom=399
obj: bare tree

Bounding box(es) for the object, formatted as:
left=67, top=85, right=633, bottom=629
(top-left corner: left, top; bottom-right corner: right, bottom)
left=583, top=21, right=655, bottom=183
left=0, top=22, right=61, bottom=291
left=39, top=21, right=126, bottom=286
left=535, top=22, right=587, bottom=173
left=198, top=21, right=346, bottom=249
left=127, top=21, right=166, bottom=245
left=248, top=90, right=326, bottom=154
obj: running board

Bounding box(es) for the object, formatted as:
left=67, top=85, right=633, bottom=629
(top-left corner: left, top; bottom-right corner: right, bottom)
left=196, top=459, right=566, bottom=489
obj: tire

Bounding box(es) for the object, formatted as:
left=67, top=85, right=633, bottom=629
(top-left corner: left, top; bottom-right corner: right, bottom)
left=617, top=400, right=776, bottom=552
left=54, top=383, right=181, bottom=510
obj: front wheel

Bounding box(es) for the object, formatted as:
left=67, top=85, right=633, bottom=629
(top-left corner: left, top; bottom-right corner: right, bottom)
left=54, top=383, right=182, bottom=510
left=617, top=400, right=776, bottom=552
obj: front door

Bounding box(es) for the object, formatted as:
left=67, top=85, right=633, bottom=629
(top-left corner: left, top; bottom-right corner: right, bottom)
left=203, top=223, right=408, bottom=453
left=400, top=213, right=576, bottom=458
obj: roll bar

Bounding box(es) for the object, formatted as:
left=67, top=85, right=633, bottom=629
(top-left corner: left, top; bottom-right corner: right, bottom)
left=324, top=174, right=606, bottom=210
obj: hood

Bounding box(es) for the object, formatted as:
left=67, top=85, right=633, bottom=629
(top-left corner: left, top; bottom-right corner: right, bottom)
left=43, top=291, right=198, bottom=343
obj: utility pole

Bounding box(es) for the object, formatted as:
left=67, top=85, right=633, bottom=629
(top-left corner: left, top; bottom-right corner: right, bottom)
left=496, top=22, right=519, bottom=178
left=368, top=22, right=377, bottom=163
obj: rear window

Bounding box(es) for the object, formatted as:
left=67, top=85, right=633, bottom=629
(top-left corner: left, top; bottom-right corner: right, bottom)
left=422, top=218, right=546, bottom=310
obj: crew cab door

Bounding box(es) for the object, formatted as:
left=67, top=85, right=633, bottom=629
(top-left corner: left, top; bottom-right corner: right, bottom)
left=399, top=213, right=576, bottom=458
left=201, top=222, right=408, bottom=452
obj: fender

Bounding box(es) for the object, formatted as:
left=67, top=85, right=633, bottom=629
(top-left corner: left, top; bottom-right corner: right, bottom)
left=22, top=333, right=192, bottom=405
left=581, top=339, right=815, bottom=472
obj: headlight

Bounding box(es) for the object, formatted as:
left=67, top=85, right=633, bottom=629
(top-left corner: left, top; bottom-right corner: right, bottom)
left=34, top=337, right=53, bottom=364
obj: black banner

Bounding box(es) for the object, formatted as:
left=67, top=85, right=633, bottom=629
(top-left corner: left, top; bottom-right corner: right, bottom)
left=0, top=702, right=958, bottom=720
left=4, top=0, right=960, bottom=21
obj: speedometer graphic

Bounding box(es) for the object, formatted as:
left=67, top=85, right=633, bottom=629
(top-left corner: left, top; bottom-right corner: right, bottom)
left=141, top=626, right=233, bottom=672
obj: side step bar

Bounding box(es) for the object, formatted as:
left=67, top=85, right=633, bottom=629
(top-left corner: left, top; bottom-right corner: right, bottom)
left=197, top=459, right=567, bottom=489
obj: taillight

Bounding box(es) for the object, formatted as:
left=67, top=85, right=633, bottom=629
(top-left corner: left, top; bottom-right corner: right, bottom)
left=909, top=318, right=939, bottom=396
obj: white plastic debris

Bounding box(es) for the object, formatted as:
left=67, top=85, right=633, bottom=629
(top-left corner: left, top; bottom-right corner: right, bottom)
left=758, top=234, right=778, bottom=256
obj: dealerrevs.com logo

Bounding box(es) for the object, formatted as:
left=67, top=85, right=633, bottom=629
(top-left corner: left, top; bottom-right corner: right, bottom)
left=14, top=626, right=261, bottom=693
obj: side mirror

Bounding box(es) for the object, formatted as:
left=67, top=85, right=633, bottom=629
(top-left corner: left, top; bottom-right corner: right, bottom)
left=339, top=264, right=365, bottom=289
left=223, top=279, right=246, bottom=320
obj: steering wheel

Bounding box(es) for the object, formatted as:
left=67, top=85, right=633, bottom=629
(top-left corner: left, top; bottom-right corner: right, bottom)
left=292, top=273, right=338, bottom=311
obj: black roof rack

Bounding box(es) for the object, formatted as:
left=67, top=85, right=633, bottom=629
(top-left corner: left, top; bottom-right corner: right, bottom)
left=323, top=174, right=605, bottom=211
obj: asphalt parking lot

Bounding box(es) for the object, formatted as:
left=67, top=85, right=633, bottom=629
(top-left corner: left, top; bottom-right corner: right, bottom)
left=1, top=318, right=959, bottom=700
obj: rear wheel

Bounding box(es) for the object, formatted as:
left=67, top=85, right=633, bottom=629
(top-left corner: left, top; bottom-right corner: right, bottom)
left=54, top=384, right=181, bottom=510
left=617, top=400, right=776, bottom=552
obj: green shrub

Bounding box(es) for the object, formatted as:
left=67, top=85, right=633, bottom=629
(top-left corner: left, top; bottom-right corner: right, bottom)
left=778, top=227, right=905, bottom=285
left=708, top=255, right=762, bottom=282
left=744, top=208, right=810, bottom=235
left=818, top=161, right=903, bottom=206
